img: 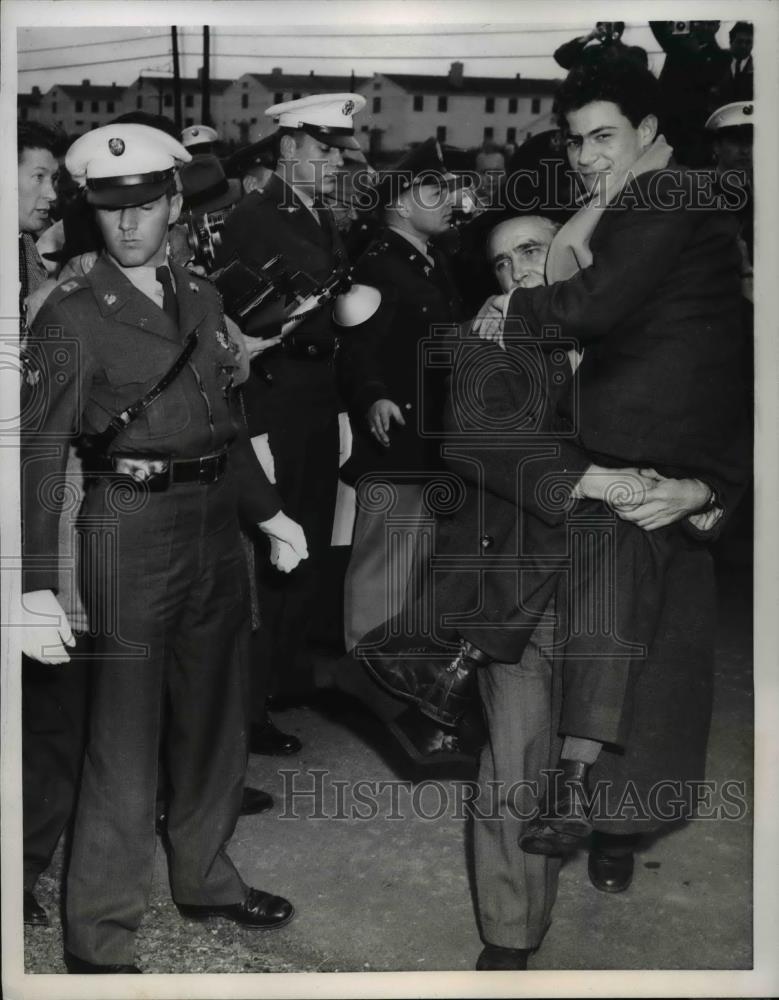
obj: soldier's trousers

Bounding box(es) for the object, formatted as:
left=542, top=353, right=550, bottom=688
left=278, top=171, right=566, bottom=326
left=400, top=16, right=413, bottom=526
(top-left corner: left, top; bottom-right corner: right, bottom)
left=65, top=474, right=250, bottom=966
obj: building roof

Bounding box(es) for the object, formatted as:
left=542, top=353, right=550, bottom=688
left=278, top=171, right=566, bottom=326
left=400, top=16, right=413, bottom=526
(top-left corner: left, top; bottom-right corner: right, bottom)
left=18, top=92, right=42, bottom=108
left=379, top=72, right=560, bottom=96
left=132, top=76, right=233, bottom=94
left=55, top=84, right=125, bottom=100
left=248, top=72, right=370, bottom=92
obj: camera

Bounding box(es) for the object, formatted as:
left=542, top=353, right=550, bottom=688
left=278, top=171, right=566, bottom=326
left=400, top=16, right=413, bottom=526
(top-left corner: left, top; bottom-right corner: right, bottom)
left=671, top=21, right=691, bottom=35
left=185, top=207, right=233, bottom=272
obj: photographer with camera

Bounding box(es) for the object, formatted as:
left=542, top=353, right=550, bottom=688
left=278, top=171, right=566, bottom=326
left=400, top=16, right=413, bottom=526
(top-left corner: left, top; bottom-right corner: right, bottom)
left=650, top=20, right=731, bottom=166
left=214, top=93, right=366, bottom=734
left=554, top=22, right=647, bottom=70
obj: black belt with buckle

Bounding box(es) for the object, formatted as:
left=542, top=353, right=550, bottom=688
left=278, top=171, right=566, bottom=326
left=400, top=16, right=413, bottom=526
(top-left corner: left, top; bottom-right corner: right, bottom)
left=89, top=450, right=228, bottom=491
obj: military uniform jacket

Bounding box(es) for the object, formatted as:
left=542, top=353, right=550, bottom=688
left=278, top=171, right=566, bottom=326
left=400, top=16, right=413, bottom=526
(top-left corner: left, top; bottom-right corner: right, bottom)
left=21, top=253, right=280, bottom=595
left=339, top=227, right=464, bottom=483
left=214, top=173, right=348, bottom=435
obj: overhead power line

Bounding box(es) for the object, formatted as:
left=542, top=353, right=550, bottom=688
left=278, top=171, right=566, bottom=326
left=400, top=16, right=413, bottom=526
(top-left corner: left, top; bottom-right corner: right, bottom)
left=18, top=52, right=171, bottom=73
left=20, top=33, right=170, bottom=53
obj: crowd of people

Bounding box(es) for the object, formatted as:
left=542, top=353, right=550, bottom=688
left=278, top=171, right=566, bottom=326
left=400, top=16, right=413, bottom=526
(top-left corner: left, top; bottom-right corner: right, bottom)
left=16, top=21, right=754, bottom=975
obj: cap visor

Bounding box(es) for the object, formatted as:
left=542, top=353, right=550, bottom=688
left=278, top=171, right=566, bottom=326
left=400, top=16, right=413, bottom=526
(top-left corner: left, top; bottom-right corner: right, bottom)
left=87, top=179, right=171, bottom=208
left=322, top=134, right=362, bottom=151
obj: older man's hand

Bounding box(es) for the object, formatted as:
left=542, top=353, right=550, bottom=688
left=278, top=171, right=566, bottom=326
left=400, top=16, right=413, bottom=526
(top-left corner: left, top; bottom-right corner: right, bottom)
left=471, top=293, right=511, bottom=349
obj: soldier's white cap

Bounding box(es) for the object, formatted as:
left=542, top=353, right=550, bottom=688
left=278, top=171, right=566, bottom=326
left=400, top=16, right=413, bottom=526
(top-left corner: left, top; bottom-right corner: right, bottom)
left=704, top=101, right=754, bottom=131
left=66, top=124, right=191, bottom=208
left=181, top=124, right=219, bottom=149
left=265, top=93, right=365, bottom=150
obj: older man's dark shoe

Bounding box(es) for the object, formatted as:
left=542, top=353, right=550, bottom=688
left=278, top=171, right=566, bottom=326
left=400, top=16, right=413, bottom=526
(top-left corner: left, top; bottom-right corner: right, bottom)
left=23, top=890, right=49, bottom=927
left=250, top=716, right=302, bottom=756
left=177, top=887, right=294, bottom=929
left=588, top=848, right=634, bottom=892
left=519, top=760, right=593, bottom=856
left=64, top=951, right=142, bottom=974
left=476, top=944, right=532, bottom=970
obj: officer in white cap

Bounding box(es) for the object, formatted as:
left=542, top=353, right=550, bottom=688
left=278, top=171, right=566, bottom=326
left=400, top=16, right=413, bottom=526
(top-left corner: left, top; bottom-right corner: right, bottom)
left=181, top=123, right=219, bottom=155
left=214, top=93, right=366, bottom=743
left=705, top=100, right=754, bottom=180
left=21, top=122, right=307, bottom=972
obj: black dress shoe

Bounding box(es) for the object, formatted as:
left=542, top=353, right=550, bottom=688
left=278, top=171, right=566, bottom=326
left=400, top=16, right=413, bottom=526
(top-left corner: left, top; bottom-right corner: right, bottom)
left=241, top=786, right=274, bottom=814
left=588, top=848, right=634, bottom=893
left=23, top=890, right=50, bottom=927
left=476, top=944, right=532, bottom=970
left=64, top=951, right=142, bottom=974
left=177, top=887, right=294, bottom=929
left=417, top=640, right=491, bottom=727
left=519, top=760, right=593, bottom=856
left=387, top=707, right=477, bottom=765
left=249, top=717, right=302, bottom=756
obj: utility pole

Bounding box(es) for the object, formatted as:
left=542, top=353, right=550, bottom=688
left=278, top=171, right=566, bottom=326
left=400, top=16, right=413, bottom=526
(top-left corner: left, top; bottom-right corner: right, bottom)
left=171, top=27, right=182, bottom=130
left=202, top=26, right=212, bottom=127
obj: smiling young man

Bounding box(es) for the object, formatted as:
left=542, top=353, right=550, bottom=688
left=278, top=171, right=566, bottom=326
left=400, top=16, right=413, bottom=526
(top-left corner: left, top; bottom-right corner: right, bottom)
left=20, top=123, right=308, bottom=973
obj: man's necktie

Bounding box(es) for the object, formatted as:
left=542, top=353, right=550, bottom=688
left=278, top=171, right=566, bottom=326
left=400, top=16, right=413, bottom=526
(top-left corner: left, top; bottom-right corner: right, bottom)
left=155, top=265, right=179, bottom=326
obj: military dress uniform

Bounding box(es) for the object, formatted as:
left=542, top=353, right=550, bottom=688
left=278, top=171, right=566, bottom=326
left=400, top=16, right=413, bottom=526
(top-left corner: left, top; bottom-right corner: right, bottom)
left=21, top=125, right=288, bottom=969
left=339, top=226, right=464, bottom=648
left=214, top=94, right=365, bottom=696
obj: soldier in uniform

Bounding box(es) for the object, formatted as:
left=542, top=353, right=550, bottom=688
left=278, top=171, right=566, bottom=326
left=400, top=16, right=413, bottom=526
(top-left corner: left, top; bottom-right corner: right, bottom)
left=338, top=138, right=466, bottom=652
left=214, top=93, right=365, bottom=729
left=20, top=123, right=307, bottom=973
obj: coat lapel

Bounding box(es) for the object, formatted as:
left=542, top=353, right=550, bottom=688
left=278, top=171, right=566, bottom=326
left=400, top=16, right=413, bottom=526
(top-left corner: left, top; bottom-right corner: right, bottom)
left=266, top=173, right=331, bottom=251
left=170, top=263, right=208, bottom=338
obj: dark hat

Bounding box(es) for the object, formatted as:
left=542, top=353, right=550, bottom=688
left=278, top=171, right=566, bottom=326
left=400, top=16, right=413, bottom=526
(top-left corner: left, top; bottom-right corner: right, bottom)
left=180, top=154, right=242, bottom=214
left=374, top=137, right=472, bottom=208
left=223, top=133, right=277, bottom=179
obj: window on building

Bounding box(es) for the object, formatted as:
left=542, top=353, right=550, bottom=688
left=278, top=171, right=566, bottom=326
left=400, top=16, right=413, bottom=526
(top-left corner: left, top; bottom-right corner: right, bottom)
left=508, top=97, right=518, bottom=114
left=185, top=94, right=194, bottom=108
left=437, top=95, right=447, bottom=112
left=485, top=97, right=495, bottom=113
left=372, top=96, right=381, bottom=113
left=274, top=92, right=283, bottom=103
left=74, top=119, right=83, bottom=127
left=52, top=101, right=57, bottom=112
left=241, top=94, right=249, bottom=109
left=373, top=81, right=381, bottom=90
left=361, top=125, right=369, bottom=133
left=413, top=95, right=423, bottom=111
left=242, top=81, right=248, bottom=89
left=75, top=100, right=83, bottom=112
left=91, top=101, right=98, bottom=112
left=136, top=96, right=143, bottom=109
left=436, top=125, right=447, bottom=142
left=91, top=122, right=98, bottom=129
left=483, top=126, right=494, bottom=141
left=185, top=117, right=194, bottom=127
left=251, top=117, right=257, bottom=124
left=292, top=92, right=301, bottom=100
left=531, top=97, right=541, bottom=114
left=107, top=101, right=114, bottom=112
left=507, top=126, right=516, bottom=143
left=164, top=93, right=173, bottom=107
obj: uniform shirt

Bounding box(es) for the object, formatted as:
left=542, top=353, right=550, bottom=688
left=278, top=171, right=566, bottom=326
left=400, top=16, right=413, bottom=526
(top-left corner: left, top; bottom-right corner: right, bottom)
left=21, top=251, right=280, bottom=594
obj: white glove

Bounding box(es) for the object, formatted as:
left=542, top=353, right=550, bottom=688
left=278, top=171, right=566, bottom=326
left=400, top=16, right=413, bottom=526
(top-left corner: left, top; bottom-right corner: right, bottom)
left=251, top=433, right=276, bottom=484
left=258, top=511, right=308, bottom=571
left=269, top=537, right=303, bottom=573
left=20, top=590, right=75, bottom=664
left=337, top=411, right=353, bottom=468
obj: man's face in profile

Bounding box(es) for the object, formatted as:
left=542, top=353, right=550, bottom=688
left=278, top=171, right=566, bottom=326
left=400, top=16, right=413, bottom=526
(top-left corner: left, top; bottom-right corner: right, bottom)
left=488, top=216, right=557, bottom=292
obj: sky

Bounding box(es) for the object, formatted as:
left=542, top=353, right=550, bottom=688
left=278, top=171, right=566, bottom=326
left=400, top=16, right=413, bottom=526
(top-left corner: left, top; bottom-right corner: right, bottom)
left=16, top=18, right=741, bottom=94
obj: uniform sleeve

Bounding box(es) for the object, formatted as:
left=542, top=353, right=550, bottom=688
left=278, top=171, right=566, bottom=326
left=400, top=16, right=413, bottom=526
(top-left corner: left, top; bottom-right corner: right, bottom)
left=21, top=297, right=95, bottom=594
left=337, top=279, right=399, bottom=415
left=508, top=190, right=700, bottom=345
left=228, top=417, right=282, bottom=524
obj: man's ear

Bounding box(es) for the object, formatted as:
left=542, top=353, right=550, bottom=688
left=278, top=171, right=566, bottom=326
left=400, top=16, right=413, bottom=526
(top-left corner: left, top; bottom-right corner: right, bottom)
left=638, top=114, right=659, bottom=148
left=168, top=191, right=183, bottom=226
left=278, top=133, right=297, bottom=161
